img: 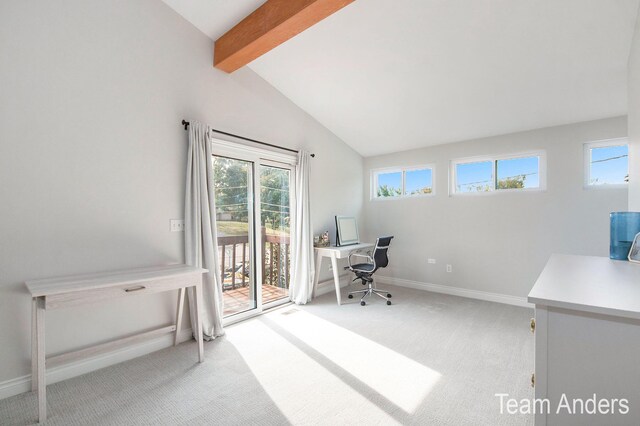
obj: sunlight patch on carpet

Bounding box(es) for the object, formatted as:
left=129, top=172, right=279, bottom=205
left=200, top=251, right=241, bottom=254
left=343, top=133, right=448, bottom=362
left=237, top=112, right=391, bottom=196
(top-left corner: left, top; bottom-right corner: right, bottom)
left=266, top=309, right=441, bottom=414
left=226, top=319, right=402, bottom=425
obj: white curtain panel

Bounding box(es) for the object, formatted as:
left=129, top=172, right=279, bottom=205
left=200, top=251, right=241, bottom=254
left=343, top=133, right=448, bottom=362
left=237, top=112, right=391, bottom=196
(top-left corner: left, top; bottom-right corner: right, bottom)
left=185, top=121, right=224, bottom=340
left=290, top=150, right=315, bottom=304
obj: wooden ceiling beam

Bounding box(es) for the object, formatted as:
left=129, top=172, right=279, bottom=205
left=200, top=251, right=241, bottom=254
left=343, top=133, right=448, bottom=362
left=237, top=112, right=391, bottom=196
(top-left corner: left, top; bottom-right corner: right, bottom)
left=214, top=0, right=354, bottom=73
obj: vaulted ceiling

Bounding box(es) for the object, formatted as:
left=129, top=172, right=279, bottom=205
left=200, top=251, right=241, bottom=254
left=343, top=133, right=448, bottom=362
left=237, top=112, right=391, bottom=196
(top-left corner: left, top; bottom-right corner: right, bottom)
left=162, top=0, right=640, bottom=157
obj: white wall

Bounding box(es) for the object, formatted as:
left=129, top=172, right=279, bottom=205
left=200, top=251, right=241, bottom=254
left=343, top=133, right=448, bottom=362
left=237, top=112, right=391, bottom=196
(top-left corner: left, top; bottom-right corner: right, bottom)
left=629, top=9, right=640, bottom=210
left=363, top=117, right=628, bottom=298
left=0, top=0, right=362, bottom=386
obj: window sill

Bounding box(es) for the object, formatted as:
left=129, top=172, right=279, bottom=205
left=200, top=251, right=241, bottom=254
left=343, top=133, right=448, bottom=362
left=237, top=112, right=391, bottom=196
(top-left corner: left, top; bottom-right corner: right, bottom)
left=583, top=184, right=628, bottom=190
left=370, top=193, right=436, bottom=201
left=449, top=187, right=546, bottom=197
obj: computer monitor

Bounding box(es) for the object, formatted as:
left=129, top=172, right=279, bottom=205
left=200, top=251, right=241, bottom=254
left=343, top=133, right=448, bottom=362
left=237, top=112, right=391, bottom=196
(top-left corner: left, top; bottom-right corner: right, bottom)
left=335, top=216, right=359, bottom=246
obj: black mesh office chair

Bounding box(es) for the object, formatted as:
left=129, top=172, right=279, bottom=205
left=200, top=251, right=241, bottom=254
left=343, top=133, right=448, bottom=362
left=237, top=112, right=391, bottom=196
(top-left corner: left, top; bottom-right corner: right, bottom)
left=347, top=236, right=394, bottom=306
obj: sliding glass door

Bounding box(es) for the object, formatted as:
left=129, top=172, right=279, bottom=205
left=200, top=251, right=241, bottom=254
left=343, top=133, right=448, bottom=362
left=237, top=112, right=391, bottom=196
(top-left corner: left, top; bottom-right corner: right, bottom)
left=212, top=143, right=294, bottom=320
left=213, top=156, right=256, bottom=317
left=260, top=165, right=292, bottom=305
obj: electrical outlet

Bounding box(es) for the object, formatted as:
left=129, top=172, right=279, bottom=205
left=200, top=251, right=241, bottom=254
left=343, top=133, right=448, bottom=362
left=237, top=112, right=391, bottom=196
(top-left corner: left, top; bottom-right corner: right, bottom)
left=428, top=258, right=436, bottom=264
left=170, top=219, right=185, bottom=232
left=446, top=264, right=452, bottom=273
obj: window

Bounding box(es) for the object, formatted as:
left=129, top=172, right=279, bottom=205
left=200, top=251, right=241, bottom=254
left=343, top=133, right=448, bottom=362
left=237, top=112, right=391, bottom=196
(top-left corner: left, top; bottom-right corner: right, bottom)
left=372, top=165, right=434, bottom=199
left=376, top=171, right=402, bottom=197
left=404, top=168, right=433, bottom=195
left=584, top=138, right=628, bottom=187
left=496, top=156, right=540, bottom=190
left=451, top=152, right=545, bottom=194
left=455, top=161, right=493, bottom=193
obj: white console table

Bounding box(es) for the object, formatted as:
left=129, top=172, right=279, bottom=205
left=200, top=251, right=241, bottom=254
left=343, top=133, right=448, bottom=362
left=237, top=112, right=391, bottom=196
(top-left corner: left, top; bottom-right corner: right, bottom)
left=25, top=264, right=207, bottom=423
left=313, top=243, right=374, bottom=305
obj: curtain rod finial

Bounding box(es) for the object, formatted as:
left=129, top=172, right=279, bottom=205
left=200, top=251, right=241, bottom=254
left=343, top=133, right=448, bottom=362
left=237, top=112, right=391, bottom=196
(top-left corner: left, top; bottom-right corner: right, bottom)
left=310, top=153, right=315, bottom=158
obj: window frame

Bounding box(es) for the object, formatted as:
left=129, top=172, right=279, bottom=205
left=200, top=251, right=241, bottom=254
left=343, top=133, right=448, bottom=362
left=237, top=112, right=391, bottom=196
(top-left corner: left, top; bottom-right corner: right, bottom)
left=583, top=138, right=628, bottom=189
left=371, top=164, right=436, bottom=200
left=450, top=150, right=546, bottom=196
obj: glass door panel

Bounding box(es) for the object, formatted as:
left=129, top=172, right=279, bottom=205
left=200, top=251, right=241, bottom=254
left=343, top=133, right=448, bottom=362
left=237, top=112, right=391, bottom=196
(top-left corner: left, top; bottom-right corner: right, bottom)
left=260, top=165, right=292, bottom=304
left=212, top=156, right=256, bottom=317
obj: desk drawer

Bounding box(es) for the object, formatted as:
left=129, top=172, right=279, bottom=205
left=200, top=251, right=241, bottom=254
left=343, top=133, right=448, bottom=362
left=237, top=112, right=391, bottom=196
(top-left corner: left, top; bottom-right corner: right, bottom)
left=45, top=275, right=199, bottom=310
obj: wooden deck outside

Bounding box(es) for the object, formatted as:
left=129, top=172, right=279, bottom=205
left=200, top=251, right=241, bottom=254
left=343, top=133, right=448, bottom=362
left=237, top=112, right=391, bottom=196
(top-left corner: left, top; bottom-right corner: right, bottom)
left=218, top=232, right=290, bottom=316
left=218, top=234, right=290, bottom=291
left=223, top=284, right=288, bottom=316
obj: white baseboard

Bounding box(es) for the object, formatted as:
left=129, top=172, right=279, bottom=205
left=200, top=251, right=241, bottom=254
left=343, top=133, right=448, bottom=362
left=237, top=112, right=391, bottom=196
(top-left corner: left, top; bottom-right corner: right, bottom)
left=376, top=276, right=532, bottom=308
left=0, top=327, right=194, bottom=401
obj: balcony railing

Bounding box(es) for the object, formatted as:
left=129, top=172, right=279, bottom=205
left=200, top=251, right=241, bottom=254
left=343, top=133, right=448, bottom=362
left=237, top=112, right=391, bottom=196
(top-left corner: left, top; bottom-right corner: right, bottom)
left=217, top=232, right=290, bottom=292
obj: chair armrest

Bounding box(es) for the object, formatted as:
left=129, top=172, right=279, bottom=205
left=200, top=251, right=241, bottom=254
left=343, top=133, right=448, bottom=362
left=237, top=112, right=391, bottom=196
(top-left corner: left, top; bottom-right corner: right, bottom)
left=348, top=252, right=373, bottom=269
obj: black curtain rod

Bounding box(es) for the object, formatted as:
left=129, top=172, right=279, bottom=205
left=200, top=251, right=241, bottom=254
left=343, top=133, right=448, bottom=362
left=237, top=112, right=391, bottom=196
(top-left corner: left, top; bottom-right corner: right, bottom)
left=181, top=120, right=315, bottom=158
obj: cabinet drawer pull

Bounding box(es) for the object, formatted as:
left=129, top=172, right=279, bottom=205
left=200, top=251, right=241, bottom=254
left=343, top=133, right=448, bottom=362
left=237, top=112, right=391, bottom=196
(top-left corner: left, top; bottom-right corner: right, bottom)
left=124, top=286, right=146, bottom=292
left=530, top=318, right=536, bottom=333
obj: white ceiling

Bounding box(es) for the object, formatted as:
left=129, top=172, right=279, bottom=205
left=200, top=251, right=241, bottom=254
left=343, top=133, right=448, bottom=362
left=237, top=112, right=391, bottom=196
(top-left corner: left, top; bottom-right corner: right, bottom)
left=163, top=0, right=640, bottom=157
left=161, top=0, right=266, bottom=41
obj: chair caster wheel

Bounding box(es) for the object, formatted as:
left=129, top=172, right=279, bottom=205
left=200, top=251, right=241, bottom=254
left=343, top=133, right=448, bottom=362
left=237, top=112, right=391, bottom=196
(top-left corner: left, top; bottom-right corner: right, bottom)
left=348, top=294, right=353, bottom=299
left=360, top=301, right=366, bottom=306
left=387, top=294, right=392, bottom=298
left=387, top=301, right=392, bottom=305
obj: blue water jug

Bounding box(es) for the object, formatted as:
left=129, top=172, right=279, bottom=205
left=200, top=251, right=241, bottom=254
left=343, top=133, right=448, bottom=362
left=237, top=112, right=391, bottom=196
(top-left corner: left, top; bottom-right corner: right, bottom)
left=610, top=212, right=640, bottom=260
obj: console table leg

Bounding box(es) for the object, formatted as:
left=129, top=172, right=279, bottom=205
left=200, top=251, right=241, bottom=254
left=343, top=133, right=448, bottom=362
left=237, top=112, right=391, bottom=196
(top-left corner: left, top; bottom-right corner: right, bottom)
left=174, top=288, right=185, bottom=346
left=194, top=284, right=204, bottom=362
left=31, top=298, right=38, bottom=392
left=36, top=297, right=46, bottom=422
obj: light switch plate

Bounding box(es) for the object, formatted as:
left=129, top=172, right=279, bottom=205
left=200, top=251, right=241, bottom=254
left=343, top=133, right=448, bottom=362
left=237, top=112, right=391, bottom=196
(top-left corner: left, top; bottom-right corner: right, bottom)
left=170, top=219, right=185, bottom=232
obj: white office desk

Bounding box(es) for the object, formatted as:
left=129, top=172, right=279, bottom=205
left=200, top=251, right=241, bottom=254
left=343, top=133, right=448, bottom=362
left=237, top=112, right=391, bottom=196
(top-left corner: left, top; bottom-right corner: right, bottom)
left=25, top=264, right=207, bottom=423
left=313, top=243, right=374, bottom=305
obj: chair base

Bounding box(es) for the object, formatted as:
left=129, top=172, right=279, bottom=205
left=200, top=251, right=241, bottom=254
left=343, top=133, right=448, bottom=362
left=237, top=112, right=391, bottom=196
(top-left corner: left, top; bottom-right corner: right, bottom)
left=348, top=282, right=392, bottom=306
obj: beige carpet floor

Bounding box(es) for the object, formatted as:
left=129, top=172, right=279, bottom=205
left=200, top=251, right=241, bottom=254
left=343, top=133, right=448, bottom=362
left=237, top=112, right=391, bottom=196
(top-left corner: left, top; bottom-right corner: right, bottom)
left=0, top=285, right=534, bottom=425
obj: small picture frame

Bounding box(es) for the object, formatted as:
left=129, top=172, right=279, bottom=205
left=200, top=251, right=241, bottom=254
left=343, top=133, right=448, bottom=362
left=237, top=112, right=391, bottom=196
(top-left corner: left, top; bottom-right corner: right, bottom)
left=628, top=232, right=640, bottom=263
left=321, top=231, right=330, bottom=245
left=313, top=231, right=330, bottom=248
